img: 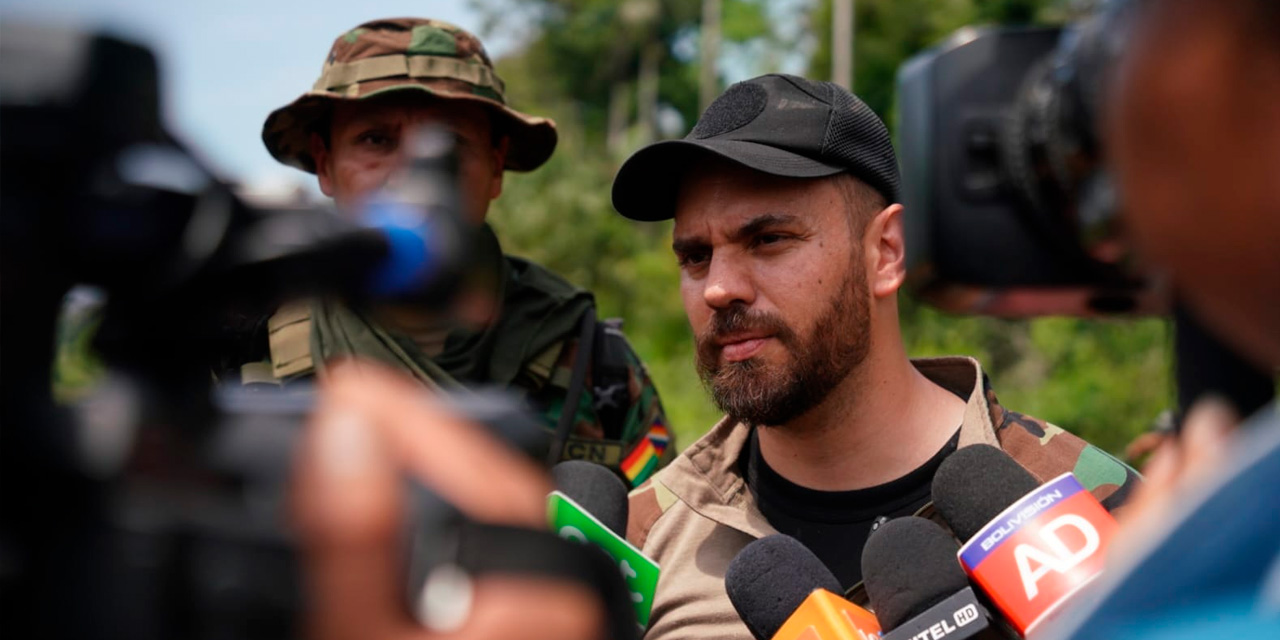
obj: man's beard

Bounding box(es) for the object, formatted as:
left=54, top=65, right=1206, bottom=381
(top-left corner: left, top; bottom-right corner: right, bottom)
left=695, top=269, right=872, bottom=428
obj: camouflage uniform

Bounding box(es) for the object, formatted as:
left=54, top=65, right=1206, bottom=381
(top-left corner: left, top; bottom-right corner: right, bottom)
left=625, top=357, right=1140, bottom=640
left=247, top=17, right=673, bottom=485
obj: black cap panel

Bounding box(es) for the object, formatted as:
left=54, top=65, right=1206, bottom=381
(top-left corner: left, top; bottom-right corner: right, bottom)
left=824, top=88, right=900, bottom=204
left=690, top=81, right=771, bottom=139
left=611, top=138, right=845, bottom=222
left=613, top=73, right=900, bottom=221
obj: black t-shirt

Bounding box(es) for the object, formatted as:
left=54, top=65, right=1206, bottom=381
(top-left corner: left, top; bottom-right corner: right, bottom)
left=744, top=427, right=960, bottom=589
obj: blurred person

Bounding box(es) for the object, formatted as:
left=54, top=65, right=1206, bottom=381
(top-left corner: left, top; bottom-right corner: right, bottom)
left=1039, top=0, right=1280, bottom=637
left=293, top=361, right=609, bottom=640
left=608, top=74, right=1140, bottom=639
left=226, top=18, right=673, bottom=485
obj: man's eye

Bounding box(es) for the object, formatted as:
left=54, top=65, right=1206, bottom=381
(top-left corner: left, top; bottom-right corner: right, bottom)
left=356, top=131, right=394, bottom=147
left=754, top=233, right=789, bottom=247
left=678, top=252, right=709, bottom=268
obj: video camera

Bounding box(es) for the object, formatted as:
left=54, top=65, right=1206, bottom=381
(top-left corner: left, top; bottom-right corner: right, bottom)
left=896, top=0, right=1274, bottom=420
left=897, top=0, right=1148, bottom=317
left=0, top=24, right=635, bottom=640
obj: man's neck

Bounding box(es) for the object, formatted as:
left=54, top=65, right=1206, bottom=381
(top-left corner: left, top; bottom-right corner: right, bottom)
left=755, top=340, right=967, bottom=492
left=369, top=221, right=504, bottom=347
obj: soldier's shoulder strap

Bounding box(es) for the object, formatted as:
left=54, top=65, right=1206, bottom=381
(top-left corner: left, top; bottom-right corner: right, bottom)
left=238, top=301, right=315, bottom=383
left=591, top=317, right=633, bottom=441
left=525, top=309, right=636, bottom=438
left=545, top=305, right=596, bottom=466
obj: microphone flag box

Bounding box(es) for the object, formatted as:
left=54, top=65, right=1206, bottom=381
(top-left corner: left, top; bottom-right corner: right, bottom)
left=771, top=589, right=882, bottom=640
left=957, top=472, right=1117, bottom=634
left=547, top=491, right=661, bottom=628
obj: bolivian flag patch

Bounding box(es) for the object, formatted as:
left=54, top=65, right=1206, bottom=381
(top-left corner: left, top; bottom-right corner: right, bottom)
left=622, top=419, right=670, bottom=486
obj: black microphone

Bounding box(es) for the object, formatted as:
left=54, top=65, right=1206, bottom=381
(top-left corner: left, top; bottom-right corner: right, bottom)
left=551, top=460, right=629, bottom=537
left=931, top=445, right=1119, bottom=635
left=930, top=445, right=1040, bottom=543
left=862, top=516, right=1011, bottom=640
left=726, top=535, right=882, bottom=640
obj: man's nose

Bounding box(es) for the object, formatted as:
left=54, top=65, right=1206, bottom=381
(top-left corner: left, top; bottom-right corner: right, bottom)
left=378, top=133, right=416, bottom=191
left=384, top=126, right=448, bottom=190
left=702, top=253, right=755, bottom=310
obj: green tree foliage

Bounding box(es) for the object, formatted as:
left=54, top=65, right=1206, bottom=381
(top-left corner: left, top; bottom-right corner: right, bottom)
left=472, top=0, right=773, bottom=146
left=810, top=0, right=978, bottom=119
left=481, top=0, right=1174, bottom=457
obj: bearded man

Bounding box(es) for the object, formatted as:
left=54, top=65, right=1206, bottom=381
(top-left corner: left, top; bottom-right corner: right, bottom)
left=610, top=74, right=1140, bottom=639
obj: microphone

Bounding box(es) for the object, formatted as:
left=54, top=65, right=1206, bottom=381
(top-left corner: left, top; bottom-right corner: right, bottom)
left=725, top=535, right=882, bottom=640
left=552, top=460, right=629, bottom=536
left=932, top=445, right=1118, bottom=635
left=547, top=461, right=660, bottom=628
left=862, top=517, right=1010, bottom=640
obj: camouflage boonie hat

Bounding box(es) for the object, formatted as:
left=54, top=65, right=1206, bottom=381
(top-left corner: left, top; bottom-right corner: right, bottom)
left=263, top=18, right=557, bottom=173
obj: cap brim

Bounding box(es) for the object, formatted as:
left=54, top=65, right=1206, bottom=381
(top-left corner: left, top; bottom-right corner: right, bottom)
left=611, top=138, right=845, bottom=222
left=262, top=83, right=557, bottom=174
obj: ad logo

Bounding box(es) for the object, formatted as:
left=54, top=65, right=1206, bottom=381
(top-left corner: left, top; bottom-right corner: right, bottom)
left=1013, top=513, right=1101, bottom=599
left=958, top=473, right=1117, bottom=633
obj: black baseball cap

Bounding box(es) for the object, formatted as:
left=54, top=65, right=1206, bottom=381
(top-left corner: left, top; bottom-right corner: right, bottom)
left=611, top=74, right=900, bottom=221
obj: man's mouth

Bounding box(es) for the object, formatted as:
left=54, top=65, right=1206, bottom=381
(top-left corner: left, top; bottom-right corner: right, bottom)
left=717, top=333, right=772, bottom=362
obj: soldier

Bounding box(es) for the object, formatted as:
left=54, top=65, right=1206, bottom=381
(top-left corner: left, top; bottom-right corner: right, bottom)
left=611, top=74, right=1140, bottom=638
left=229, top=17, right=673, bottom=484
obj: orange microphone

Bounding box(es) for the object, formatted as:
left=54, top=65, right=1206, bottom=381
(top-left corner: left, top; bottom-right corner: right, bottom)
left=726, top=535, right=882, bottom=640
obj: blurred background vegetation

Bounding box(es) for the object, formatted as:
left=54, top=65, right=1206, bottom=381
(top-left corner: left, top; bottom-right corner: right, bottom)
left=51, top=0, right=1171, bottom=459
left=476, top=0, right=1171, bottom=457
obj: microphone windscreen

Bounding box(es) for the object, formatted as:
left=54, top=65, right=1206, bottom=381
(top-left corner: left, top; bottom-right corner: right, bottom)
left=931, top=444, right=1040, bottom=542
left=551, top=460, right=629, bottom=537
left=725, top=535, right=843, bottom=640
left=861, top=516, right=968, bottom=632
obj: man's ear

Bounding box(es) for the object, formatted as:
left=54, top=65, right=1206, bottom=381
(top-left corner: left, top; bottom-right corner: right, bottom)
left=865, top=203, right=907, bottom=299
left=310, top=132, right=335, bottom=197
left=488, top=135, right=511, bottom=200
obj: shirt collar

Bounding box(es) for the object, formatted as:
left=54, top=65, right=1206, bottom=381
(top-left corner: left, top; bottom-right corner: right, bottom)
left=654, top=356, right=1001, bottom=537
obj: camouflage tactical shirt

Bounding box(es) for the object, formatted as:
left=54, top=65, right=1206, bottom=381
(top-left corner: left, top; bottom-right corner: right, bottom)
left=236, top=224, right=674, bottom=486
left=625, top=356, right=1140, bottom=639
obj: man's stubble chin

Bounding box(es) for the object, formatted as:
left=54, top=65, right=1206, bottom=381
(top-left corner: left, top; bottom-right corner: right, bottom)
left=695, top=268, right=872, bottom=428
